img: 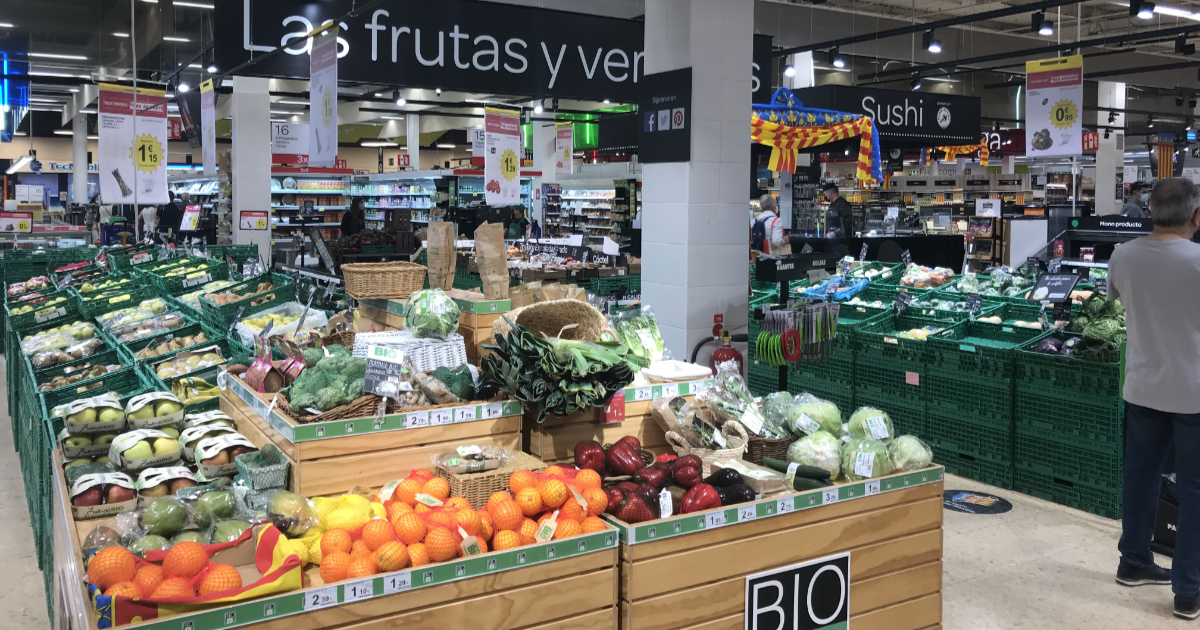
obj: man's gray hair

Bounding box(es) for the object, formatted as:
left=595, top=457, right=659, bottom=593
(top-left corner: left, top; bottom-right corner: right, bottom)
left=759, top=194, right=777, bottom=213
left=1150, top=177, right=1200, bottom=227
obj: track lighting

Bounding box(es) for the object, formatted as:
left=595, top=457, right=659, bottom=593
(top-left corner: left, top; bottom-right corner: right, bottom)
left=394, top=90, right=405, bottom=106
left=784, top=64, right=796, bottom=77
left=910, top=73, right=922, bottom=90
left=832, top=48, right=845, bottom=68
left=1108, top=111, right=1116, bottom=123
left=1104, top=128, right=1111, bottom=139
left=1131, top=0, right=1155, bottom=19
left=1178, top=96, right=1186, bottom=107
left=534, top=100, right=544, bottom=114
left=923, top=30, right=941, bottom=53
left=1032, top=12, right=1053, bottom=36
left=1191, top=99, right=1198, bottom=109
left=1188, top=119, right=1195, bottom=131
left=435, top=88, right=442, bottom=95
left=1176, top=36, right=1195, bottom=55
left=177, top=82, right=189, bottom=93
left=206, top=64, right=216, bottom=73
left=1148, top=115, right=1155, bottom=128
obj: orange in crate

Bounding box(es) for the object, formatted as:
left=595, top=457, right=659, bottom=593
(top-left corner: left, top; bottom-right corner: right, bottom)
left=414, top=503, right=432, bottom=514
left=454, top=509, right=481, bottom=536
left=163, top=541, right=209, bottom=579
left=105, top=581, right=143, bottom=598
left=88, top=546, right=137, bottom=591
left=539, top=479, right=568, bottom=509
left=393, top=513, right=427, bottom=545
left=320, top=552, right=352, bottom=583
left=395, top=478, right=423, bottom=506
left=514, top=488, right=543, bottom=517
left=409, top=469, right=435, bottom=483
left=422, top=477, right=451, bottom=501
left=487, top=491, right=514, bottom=513
left=554, top=519, right=583, bottom=540
left=408, top=543, right=431, bottom=567
left=198, top=564, right=242, bottom=595
left=133, top=565, right=163, bottom=598
left=424, top=510, right=455, bottom=530
left=444, top=497, right=472, bottom=512
left=582, top=488, right=608, bottom=516
left=387, top=502, right=413, bottom=523
left=519, top=518, right=538, bottom=545
left=152, top=577, right=197, bottom=599
left=477, top=511, right=494, bottom=542
left=424, top=527, right=460, bottom=562
left=374, top=541, right=410, bottom=572
left=320, top=528, right=353, bottom=556
left=489, top=499, right=523, bottom=531
left=509, top=469, right=538, bottom=493
left=492, top=530, right=522, bottom=551
left=351, top=539, right=373, bottom=560
left=558, top=498, right=585, bottom=523
left=582, top=516, right=608, bottom=534
left=346, top=557, right=377, bottom=578
left=543, top=465, right=568, bottom=479
left=574, top=468, right=602, bottom=490
left=361, top=519, right=396, bottom=551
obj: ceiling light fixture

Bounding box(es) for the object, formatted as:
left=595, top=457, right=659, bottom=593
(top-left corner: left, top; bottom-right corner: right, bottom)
left=0, top=22, right=14, bottom=28
left=436, top=144, right=456, bottom=149
left=831, top=48, right=845, bottom=68
left=360, top=141, right=398, bottom=147
left=783, top=64, right=796, bottom=77
left=910, top=73, right=922, bottom=90
left=1131, top=0, right=1156, bottom=19
left=923, top=30, right=941, bottom=53
left=534, top=99, right=544, bottom=114
left=1148, top=115, right=1156, bottom=127
left=394, top=90, right=405, bottom=106
left=163, top=36, right=190, bottom=42
left=173, top=1, right=215, bottom=8
left=7, top=155, right=32, bottom=174
left=603, top=99, right=610, bottom=104
left=29, top=52, right=88, bottom=60
left=1104, top=128, right=1111, bottom=139
left=69, top=87, right=79, bottom=93
left=177, top=82, right=190, bottom=93
left=28, top=71, right=75, bottom=78
left=112, top=32, right=129, bottom=37
left=1178, top=96, right=1186, bottom=107
left=207, top=64, right=217, bottom=73
left=435, top=88, right=442, bottom=95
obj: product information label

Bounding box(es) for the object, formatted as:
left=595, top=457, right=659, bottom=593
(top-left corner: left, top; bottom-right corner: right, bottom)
left=344, top=579, right=374, bottom=602
left=866, top=416, right=890, bottom=439
left=303, top=586, right=338, bottom=611
left=854, top=452, right=876, bottom=478
left=659, top=489, right=673, bottom=519
left=795, top=413, right=821, bottom=435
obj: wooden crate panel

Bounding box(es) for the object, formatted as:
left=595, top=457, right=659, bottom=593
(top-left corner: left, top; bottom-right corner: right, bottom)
left=222, top=389, right=298, bottom=459
left=526, top=415, right=667, bottom=462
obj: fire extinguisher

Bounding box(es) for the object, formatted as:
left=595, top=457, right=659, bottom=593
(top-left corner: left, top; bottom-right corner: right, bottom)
left=708, top=329, right=744, bottom=376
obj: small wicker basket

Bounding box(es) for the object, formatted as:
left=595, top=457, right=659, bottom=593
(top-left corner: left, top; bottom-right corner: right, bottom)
left=342, top=261, right=427, bottom=300
left=744, top=434, right=798, bottom=466
left=666, top=421, right=749, bottom=477
left=434, top=451, right=548, bottom=510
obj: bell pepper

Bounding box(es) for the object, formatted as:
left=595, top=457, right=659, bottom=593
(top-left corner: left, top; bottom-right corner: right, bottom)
left=606, top=440, right=643, bottom=476
left=655, top=453, right=678, bottom=464
left=615, top=492, right=655, bottom=523
left=574, top=440, right=607, bottom=474
left=605, top=487, right=625, bottom=515
left=634, top=467, right=668, bottom=490
left=672, top=455, right=703, bottom=488
left=680, top=484, right=722, bottom=514
left=618, top=435, right=642, bottom=453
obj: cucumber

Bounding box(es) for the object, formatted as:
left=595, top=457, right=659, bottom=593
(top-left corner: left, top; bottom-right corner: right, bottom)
left=763, top=457, right=831, bottom=480
left=791, top=476, right=833, bottom=490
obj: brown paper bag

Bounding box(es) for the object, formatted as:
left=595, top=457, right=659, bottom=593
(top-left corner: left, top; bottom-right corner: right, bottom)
left=474, top=222, right=510, bottom=299
left=426, top=222, right=455, bottom=290
left=509, top=283, right=541, bottom=309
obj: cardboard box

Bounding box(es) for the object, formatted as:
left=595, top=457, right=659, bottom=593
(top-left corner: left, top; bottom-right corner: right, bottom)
left=598, top=267, right=618, bottom=278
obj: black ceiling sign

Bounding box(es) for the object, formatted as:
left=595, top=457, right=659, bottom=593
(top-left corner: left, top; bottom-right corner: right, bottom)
left=638, top=68, right=691, bottom=163
left=793, top=85, right=981, bottom=145
left=214, top=0, right=645, bottom=101
left=752, top=34, right=773, bottom=103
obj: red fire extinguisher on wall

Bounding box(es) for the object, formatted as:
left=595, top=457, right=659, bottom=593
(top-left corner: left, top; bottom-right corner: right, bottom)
left=709, top=328, right=744, bottom=376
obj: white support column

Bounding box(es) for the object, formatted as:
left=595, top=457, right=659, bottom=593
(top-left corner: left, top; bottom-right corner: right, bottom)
left=407, top=114, right=421, bottom=170
left=643, top=0, right=753, bottom=359
left=72, top=114, right=88, bottom=204
left=231, top=77, right=273, bottom=265
left=1001, top=155, right=1016, bottom=175
left=531, top=120, right=556, bottom=227
left=1095, top=81, right=1126, bottom=215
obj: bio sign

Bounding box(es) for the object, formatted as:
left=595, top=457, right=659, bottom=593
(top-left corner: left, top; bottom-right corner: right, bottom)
left=745, top=553, right=850, bottom=630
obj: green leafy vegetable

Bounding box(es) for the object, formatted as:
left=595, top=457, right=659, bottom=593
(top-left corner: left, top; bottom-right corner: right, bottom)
left=889, top=435, right=932, bottom=471
left=841, top=437, right=896, bottom=481
left=788, top=431, right=842, bottom=478
left=847, top=407, right=894, bottom=439
left=402, top=289, right=461, bottom=339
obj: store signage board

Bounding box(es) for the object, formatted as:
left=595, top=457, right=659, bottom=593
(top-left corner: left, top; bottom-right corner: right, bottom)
left=554, top=122, right=573, bottom=174
left=1069, top=216, right=1151, bottom=232
left=214, top=0, right=644, bottom=102
left=975, top=198, right=1001, bottom=218
left=181, top=204, right=203, bottom=231
left=1026, top=273, right=1079, bottom=304
left=0, top=212, right=33, bottom=233
left=792, top=84, right=981, bottom=144
left=638, top=67, right=691, bottom=163
left=98, top=83, right=169, bottom=205
left=308, top=25, right=339, bottom=167
left=484, top=107, right=522, bottom=206
left=272, top=122, right=310, bottom=165
left=240, top=211, right=269, bottom=230
left=200, top=79, right=217, bottom=176
left=746, top=553, right=850, bottom=630
left=606, top=467, right=943, bottom=544
left=1025, top=55, right=1083, bottom=157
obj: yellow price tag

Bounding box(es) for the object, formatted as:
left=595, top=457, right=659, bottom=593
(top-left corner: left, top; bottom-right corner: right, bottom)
left=1051, top=100, right=1077, bottom=130
left=131, top=134, right=163, bottom=173
left=256, top=219, right=267, bottom=229
left=500, top=148, right=518, bottom=182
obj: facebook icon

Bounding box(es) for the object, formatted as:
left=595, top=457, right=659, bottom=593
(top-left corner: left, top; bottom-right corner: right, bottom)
left=644, top=110, right=657, bottom=132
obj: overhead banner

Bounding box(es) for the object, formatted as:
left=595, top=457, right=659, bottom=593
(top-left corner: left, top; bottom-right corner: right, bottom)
left=555, top=122, right=573, bottom=174
left=1026, top=55, right=1083, bottom=157
left=199, top=79, right=217, bottom=176
left=272, top=122, right=310, bottom=165
left=793, top=85, right=981, bottom=146
left=309, top=25, right=339, bottom=167
left=483, top=107, right=521, bottom=207
left=98, top=83, right=168, bottom=205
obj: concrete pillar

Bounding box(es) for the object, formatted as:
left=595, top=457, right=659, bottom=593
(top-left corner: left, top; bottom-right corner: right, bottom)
left=642, top=0, right=753, bottom=358
left=1001, top=155, right=1015, bottom=175
left=407, top=114, right=420, bottom=170
left=72, top=114, right=88, bottom=204
left=1095, top=81, right=1126, bottom=215
left=531, top=120, right=556, bottom=227
left=231, top=77, right=273, bottom=265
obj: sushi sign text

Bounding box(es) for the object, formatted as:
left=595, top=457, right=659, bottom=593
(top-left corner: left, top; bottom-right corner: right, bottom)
left=745, top=553, right=850, bottom=630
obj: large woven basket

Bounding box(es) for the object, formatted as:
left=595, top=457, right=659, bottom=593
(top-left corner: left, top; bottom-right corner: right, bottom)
left=323, top=330, right=356, bottom=352
left=666, top=421, right=749, bottom=477
left=491, top=299, right=609, bottom=342
left=434, top=451, right=548, bottom=510
left=351, top=330, right=469, bottom=372
left=342, top=261, right=427, bottom=300
left=745, top=434, right=798, bottom=466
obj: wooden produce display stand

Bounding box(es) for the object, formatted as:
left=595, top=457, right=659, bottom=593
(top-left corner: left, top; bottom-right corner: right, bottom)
left=606, top=465, right=945, bottom=630
left=221, top=374, right=524, bottom=497
left=51, top=450, right=620, bottom=630
left=524, top=378, right=713, bottom=464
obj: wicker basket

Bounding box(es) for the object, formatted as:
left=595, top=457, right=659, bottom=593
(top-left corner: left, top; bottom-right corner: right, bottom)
left=744, top=434, right=798, bottom=466
left=491, top=299, right=610, bottom=342
left=434, top=451, right=548, bottom=510
left=342, top=261, right=427, bottom=300
left=323, top=330, right=356, bottom=352
left=277, top=392, right=384, bottom=425
left=666, top=421, right=749, bottom=477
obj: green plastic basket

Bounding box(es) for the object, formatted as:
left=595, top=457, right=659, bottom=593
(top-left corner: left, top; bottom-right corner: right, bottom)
left=933, top=444, right=1014, bottom=489
left=851, top=391, right=926, bottom=439
left=1015, top=469, right=1121, bottom=519
left=107, top=245, right=162, bottom=272
left=39, top=366, right=145, bottom=425
left=1015, top=381, right=1125, bottom=447
left=925, top=408, right=1012, bottom=465
left=1015, top=427, right=1123, bottom=490
left=30, top=347, right=128, bottom=394
left=82, top=285, right=159, bottom=321
left=927, top=320, right=1048, bottom=380
left=785, top=371, right=854, bottom=413
left=1015, top=331, right=1123, bottom=395
left=146, top=353, right=249, bottom=414
left=122, top=321, right=218, bottom=357
left=6, top=293, right=80, bottom=332
left=146, top=258, right=233, bottom=296
left=197, top=272, right=296, bottom=330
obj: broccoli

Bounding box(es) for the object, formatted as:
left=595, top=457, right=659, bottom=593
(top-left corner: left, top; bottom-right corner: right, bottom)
left=344, top=357, right=367, bottom=380
left=342, top=377, right=365, bottom=399
left=326, top=345, right=350, bottom=357
left=302, top=347, right=325, bottom=368
left=315, top=386, right=350, bottom=411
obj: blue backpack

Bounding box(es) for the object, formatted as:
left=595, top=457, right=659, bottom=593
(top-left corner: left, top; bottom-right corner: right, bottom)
left=751, top=215, right=770, bottom=250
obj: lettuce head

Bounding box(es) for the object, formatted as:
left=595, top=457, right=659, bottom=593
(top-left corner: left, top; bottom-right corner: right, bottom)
left=787, top=431, right=842, bottom=478
left=889, top=435, right=932, bottom=471
left=841, top=437, right=895, bottom=481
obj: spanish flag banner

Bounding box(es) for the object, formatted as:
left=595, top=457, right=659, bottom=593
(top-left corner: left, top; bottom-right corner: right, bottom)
left=935, top=141, right=990, bottom=167
left=751, top=88, right=884, bottom=182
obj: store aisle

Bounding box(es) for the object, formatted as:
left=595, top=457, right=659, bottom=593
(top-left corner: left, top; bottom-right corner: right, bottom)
left=941, top=473, right=1190, bottom=629
left=0, top=357, right=50, bottom=629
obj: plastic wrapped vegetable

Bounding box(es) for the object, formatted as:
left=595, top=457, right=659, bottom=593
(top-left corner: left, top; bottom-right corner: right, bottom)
left=846, top=407, right=894, bottom=440
left=957, top=272, right=983, bottom=294
left=787, top=431, right=842, bottom=478
left=841, top=437, right=895, bottom=481
left=792, top=393, right=842, bottom=436
left=613, top=307, right=665, bottom=362
left=402, top=289, right=461, bottom=339
left=761, top=392, right=800, bottom=438
left=889, top=435, right=932, bottom=471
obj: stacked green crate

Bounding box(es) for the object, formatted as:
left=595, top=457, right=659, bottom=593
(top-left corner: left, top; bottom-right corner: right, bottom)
left=923, top=320, right=1049, bottom=488
left=143, top=257, right=233, bottom=295
left=197, top=272, right=296, bottom=330
left=1013, top=331, right=1124, bottom=518
left=205, top=243, right=260, bottom=270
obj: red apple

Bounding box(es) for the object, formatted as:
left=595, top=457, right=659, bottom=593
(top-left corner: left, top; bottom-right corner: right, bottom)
left=73, top=488, right=102, bottom=506
left=227, top=446, right=255, bottom=459
left=201, top=450, right=230, bottom=466
left=106, top=485, right=135, bottom=504
left=169, top=478, right=197, bottom=493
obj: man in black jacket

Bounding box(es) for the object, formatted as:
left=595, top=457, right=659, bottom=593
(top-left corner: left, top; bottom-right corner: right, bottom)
left=822, top=183, right=854, bottom=238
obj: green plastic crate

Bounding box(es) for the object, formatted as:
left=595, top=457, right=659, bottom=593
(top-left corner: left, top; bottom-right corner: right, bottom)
left=856, top=312, right=960, bottom=368
left=1014, top=382, right=1125, bottom=447
left=107, top=245, right=162, bottom=272
left=205, top=243, right=260, bottom=268
left=933, top=444, right=1014, bottom=489
left=925, top=372, right=1014, bottom=427
left=30, top=347, right=128, bottom=393
left=145, top=354, right=248, bottom=414
left=1016, top=331, right=1123, bottom=396
left=1015, top=469, right=1121, bottom=519
left=121, top=320, right=217, bottom=355
left=747, top=362, right=785, bottom=397
left=39, top=366, right=145, bottom=424
left=197, top=272, right=296, bottom=330
left=145, top=258, right=233, bottom=295
left=785, top=372, right=854, bottom=413
left=142, top=337, right=248, bottom=382
left=925, top=408, right=1012, bottom=465
left=6, top=292, right=80, bottom=332
left=1015, top=428, right=1123, bottom=490
left=927, top=320, right=1047, bottom=380
left=83, top=285, right=159, bottom=321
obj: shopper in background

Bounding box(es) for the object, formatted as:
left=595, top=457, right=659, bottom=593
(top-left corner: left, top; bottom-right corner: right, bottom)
left=157, top=196, right=184, bottom=241
left=1109, top=177, right=1200, bottom=620
left=751, top=194, right=790, bottom=255
left=507, top=206, right=530, bottom=240
left=139, top=205, right=157, bottom=242
left=341, top=197, right=365, bottom=238
left=821, top=183, right=854, bottom=238
left=1122, top=182, right=1151, bottom=218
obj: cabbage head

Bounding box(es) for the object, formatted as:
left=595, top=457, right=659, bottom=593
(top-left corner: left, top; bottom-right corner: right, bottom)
left=793, top=398, right=842, bottom=436
left=787, top=431, right=841, bottom=478
left=841, top=437, right=895, bottom=481
left=847, top=407, right=894, bottom=440
left=1082, top=318, right=1123, bottom=343
left=889, top=435, right=932, bottom=471
left=403, top=289, right=461, bottom=339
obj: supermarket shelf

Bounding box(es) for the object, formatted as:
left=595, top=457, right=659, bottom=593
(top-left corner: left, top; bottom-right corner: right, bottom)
left=350, top=191, right=434, bottom=196
left=271, top=188, right=346, bottom=194
left=271, top=205, right=348, bottom=210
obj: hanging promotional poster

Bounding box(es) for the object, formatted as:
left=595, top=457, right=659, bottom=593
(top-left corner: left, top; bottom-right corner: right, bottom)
left=308, top=25, right=339, bottom=167
left=98, top=83, right=169, bottom=204
left=1025, top=55, right=1083, bottom=157
left=484, top=107, right=521, bottom=207
left=199, top=79, right=217, bottom=176
left=272, top=122, right=310, bottom=165
left=555, top=122, right=573, bottom=174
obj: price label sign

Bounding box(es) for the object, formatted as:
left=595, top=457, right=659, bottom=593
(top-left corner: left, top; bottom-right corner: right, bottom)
left=304, top=586, right=339, bottom=611
left=821, top=488, right=840, bottom=505
left=634, top=387, right=652, bottom=402
left=738, top=505, right=756, bottom=523
left=455, top=407, right=477, bottom=422
left=344, top=579, right=374, bottom=602
left=704, top=511, right=727, bottom=529
left=1048, top=257, right=1062, bottom=273
left=431, top=410, right=453, bottom=426
left=966, top=293, right=982, bottom=314
left=482, top=403, right=503, bottom=419
left=777, top=497, right=795, bottom=514
left=840, top=259, right=852, bottom=278
left=865, top=480, right=881, bottom=496
left=800, top=242, right=813, bottom=254
left=383, top=572, right=412, bottom=594
left=894, top=291, right=913, bottom=315
left=662, top=384, right=679, bottom=398
left=901, top=249, right=913, bottom=266
left=406, top=411, right=430, bottom=428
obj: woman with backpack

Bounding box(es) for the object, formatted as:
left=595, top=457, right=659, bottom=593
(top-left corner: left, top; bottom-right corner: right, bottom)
left=751, top=194, right=791, bottom=255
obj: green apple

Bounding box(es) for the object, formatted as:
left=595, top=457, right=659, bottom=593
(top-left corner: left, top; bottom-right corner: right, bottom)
left=63, top=435, right=93, bottom=448
left=154, top=401, right=182, bottom=417
left=152, top=438, right=180, bottom=456
left=127, top=406, right=155, bottom=421
left=63, top=459, right=90, bottom=470
left=97, top=408, right=125, bottom=424
left=95, top=456, right=112, bottom=464
left=159, top=427, right=180, bottom=439
left=123, top=440, right=154, bottom=460
left=68, top=408, right=97, bottom=424
left=94, top=433, right=117, bottom=445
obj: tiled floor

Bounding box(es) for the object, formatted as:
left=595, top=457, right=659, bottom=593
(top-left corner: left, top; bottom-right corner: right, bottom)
left=0, top=352, right=1187, bottom=629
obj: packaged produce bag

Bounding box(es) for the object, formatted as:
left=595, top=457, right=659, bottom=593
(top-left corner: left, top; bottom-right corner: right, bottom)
left=426, top=222, right=456, bottom=290
left=474, top=222, right=510, bottom=299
